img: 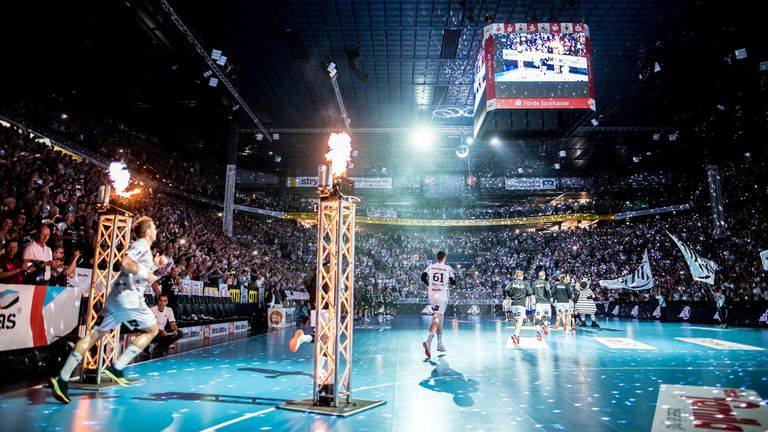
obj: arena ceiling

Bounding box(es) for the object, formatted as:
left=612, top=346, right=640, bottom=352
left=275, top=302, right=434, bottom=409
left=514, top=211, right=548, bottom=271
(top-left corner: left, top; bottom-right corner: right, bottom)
left=1, top=0, right=763, bottom=178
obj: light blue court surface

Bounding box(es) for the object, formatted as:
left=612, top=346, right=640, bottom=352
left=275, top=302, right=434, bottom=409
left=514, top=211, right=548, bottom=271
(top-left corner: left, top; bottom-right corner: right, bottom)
left=1, top=317, right=767, bottom=432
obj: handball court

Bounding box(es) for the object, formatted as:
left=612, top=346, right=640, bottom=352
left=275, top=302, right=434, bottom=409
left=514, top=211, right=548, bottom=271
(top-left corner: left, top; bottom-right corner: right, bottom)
left=1, top=316, right=766, bottom=431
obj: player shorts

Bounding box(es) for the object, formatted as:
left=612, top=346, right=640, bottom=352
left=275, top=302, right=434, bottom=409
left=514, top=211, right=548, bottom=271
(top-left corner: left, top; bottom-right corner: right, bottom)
left=94, top=303, right=156, bottom=331
left=535, top=303, right=552, bottom=318
left=510, top=305, right=526, bottom=319
left=429, top=301, right=447, bottom=316
left=555, top=302, right=572, bottom=314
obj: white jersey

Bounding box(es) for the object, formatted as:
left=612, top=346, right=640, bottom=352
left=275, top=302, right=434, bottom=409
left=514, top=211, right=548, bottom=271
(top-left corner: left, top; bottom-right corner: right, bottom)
left=107, top=238, right=156, bottom=308
left=423, top=262, right=454, bottom=302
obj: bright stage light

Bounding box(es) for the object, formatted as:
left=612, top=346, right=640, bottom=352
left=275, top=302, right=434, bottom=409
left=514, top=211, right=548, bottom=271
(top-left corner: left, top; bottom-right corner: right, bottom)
left=410, top=125, right=434, bottom=149
left=490, top=137, right=500, bottom=146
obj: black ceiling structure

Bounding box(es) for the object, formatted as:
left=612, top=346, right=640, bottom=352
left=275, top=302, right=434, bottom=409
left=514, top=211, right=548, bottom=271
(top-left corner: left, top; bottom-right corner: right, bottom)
left=0, top=0, right=764, bottom=178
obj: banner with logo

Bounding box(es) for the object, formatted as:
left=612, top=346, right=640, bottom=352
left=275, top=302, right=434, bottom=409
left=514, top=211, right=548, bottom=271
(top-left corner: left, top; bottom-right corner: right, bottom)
left=190, top=281, right=204, bottom=296
left=178, top=325, right=203, bottom=343
left=504, top=177, right=557, bottom=190
left=286, top=176, right=392, bottom=189
left=596, top=301, right=768, bottom=327
left=286, top=176, right=319, bottom=188
left=599, top=249, right=654, bottom=290
left=219, top=283, right=230, bottom=298
left=652, top=385, right=768, bottom=432
left=204, top=286, right=220, bottom=297
left=203, top=322, right=229, bottom=338
left=668, top=231, right=718, bottom=285
left=350, top=177, right=392, bottom=189
left=0, top=283, right=88, bottom=352
left=231, top=320, right=250, bottom=333
left=594, top=337, right=657, bottom=350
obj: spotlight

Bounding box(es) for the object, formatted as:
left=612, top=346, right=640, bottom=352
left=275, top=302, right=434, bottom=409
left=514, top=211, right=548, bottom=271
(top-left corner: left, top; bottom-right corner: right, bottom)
left=255, top=133, right=264, bottom=141
left=554, top=163, right=561, bottom=170
left=231, top=104, right=240, bottom=111
left=208, top=77, right=219, bottom=87
left=272, top=133, right=280, bottom=140
left=654, top=62, right=661, bottom=73
left=735, top=48, right=747, bottom=60
left=61, top=113, right=68, bottom=120
left=465, top=136, right=474, bottom=145
left=352, top=150, right=359, bottom=157
left=348, top=162, right=354, bottom=169
left=652, top=133, right=661, bottom=141
left=590, top=118, right=599, bottom=126
left=211, top=49, right=223, bottom=60
left=411, top=125, right=435, bottom=149
left=559, top=150, right=566, bottom=157
left=274, top=155, right=282, bottom=163
left=216, top=55, right=227, bottom=66
left=633, top=156, right=641, bottom=163
left=203, top=70, right=213, bottom=78
left=490, top=137, right=501, bottom=146
left=517, top=167, right=524, bottom=174
left=669, top=132, right=678, bottom=141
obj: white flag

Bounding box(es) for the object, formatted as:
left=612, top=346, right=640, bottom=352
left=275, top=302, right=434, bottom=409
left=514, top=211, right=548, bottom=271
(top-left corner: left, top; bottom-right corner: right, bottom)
left=667, top=231, right=718, bottom=285
left=599, top=249, right=654, bottom=290
left=760, top=249, right=768, bottom=271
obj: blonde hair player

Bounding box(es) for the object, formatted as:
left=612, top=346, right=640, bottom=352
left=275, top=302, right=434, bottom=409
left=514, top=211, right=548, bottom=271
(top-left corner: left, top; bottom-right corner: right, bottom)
left=49, top=216, right=165, bottom=404
left=420, top=251, right=456, bottom=358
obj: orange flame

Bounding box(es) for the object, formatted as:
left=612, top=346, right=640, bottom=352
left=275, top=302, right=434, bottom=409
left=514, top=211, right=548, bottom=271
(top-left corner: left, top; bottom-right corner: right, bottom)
left=325, top=132, right=352, bottom=177
left=108, top=161, right=142, bottom=198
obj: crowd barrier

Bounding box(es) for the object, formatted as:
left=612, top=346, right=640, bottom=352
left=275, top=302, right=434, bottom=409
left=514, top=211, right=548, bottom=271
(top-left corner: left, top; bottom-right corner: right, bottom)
left=394, top=300, right=768, bottom=328
left=596, top=301, right=768, bottom=327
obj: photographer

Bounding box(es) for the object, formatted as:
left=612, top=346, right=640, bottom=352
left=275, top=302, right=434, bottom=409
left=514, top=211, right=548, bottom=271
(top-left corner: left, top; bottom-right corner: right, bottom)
left=48, top=244, right=80, bottom=287
left=22, top=225, right=56, bottom=284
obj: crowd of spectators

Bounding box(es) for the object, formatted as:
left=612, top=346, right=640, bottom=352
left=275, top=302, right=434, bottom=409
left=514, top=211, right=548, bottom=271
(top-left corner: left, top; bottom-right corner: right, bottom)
left=0, top=122, right=314, bottom=303
left=4, top=103, right=222, bottom=199
left=2, top=118, right=766, bottom=314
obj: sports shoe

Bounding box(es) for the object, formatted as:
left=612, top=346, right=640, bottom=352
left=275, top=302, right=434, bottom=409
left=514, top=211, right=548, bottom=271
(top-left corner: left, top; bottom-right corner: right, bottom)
left=541, top=324, right=549, bottom=336
left=591, top=321, right=600, bottom=328
left=103, top=365, right=130, bottom=386
left=511, top=335, right=520, bottom=347
left=436, top=344, right=446, bottom=352
left=721, top=324, right=728, bottom=329
left=48, top=376, right=71, bottom=404
left=553, top=324, right=560, bottom=330
left=289, top=330, right=305, bottom=352
left=536, top=331, right=542, bottom=341
left=422, top=341, right=431, bottom=358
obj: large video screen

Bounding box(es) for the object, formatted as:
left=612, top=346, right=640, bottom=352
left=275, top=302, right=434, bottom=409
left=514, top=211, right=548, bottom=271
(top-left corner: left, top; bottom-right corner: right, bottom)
left=473, top=45, right=486, bottom=112
left=480, top=22, right=595, bottom=110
